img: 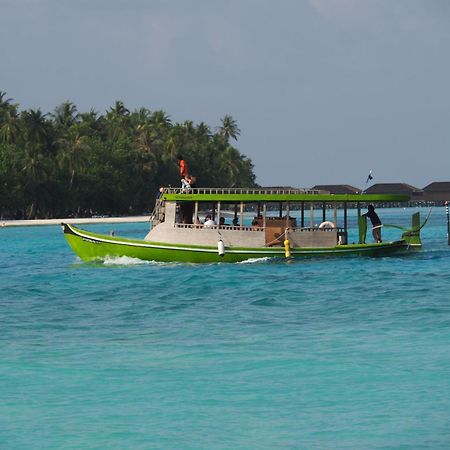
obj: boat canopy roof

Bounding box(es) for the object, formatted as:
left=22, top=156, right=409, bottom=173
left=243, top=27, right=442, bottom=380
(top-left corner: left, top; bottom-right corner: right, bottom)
left=160, top=187, right=409, bottom=203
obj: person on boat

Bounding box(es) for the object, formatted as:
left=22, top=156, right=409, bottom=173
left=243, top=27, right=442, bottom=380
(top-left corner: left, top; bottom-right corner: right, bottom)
left=178, top=154, right=189, bottom=178
left=156, top=187, right=164, bottom=198
left=219, top=217, right=227, bottom=227
left=204, top=215, right=216, bottom=227
left=364, top=204, right=382, bottom=243
left=251, top=219, right=260, bottom=230
left=232, top=217, right=239, bottom=227
left=181, top=175, right=191, bottom=192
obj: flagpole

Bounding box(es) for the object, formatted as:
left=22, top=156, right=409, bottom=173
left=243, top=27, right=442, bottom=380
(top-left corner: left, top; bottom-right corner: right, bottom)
left=363, top=170, right=373, bottom=194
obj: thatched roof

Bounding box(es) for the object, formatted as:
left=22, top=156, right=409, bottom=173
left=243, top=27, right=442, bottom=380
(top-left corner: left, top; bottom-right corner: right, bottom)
left=422, top=182, right=450, bottom=193
left=311, top=184, right=361, bottom=194
left=262, top=186, right=299, bottom=190
left=364, top=183, right=423, bottom=194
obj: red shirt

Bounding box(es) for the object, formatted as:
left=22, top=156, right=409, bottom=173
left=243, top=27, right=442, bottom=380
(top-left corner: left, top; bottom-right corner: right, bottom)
left=179, top=159, right=188, bottom=177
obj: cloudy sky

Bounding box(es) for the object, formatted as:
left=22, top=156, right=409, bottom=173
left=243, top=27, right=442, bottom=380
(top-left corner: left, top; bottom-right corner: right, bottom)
left=2, top=0, right=450, bottom=188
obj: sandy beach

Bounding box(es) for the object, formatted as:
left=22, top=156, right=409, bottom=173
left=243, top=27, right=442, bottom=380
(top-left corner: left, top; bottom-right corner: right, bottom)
left=0, top=216, right=150, bottom=228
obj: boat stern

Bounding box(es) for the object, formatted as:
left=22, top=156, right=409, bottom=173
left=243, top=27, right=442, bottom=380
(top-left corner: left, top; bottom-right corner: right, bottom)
left=401, top=212, right=422, bottom=247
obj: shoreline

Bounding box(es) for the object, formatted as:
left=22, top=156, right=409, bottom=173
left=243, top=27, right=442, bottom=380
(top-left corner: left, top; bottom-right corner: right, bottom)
left=1, top=216, right=150, bottom=228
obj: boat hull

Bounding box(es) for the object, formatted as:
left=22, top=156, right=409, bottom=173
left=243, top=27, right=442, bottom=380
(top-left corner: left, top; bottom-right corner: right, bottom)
left=62, top=223, right=413, bottom=263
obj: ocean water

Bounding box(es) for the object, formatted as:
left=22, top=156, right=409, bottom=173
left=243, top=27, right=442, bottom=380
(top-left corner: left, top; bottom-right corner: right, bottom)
left=1, top=207, right=449, bottom=449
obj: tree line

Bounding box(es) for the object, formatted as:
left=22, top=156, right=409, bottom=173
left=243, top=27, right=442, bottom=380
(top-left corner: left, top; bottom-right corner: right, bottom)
left=0, top=92, right=256, bottom=219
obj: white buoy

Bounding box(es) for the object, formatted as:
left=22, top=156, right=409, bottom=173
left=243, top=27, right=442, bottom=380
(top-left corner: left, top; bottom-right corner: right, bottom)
left=218, top=239, right=225, bottom=257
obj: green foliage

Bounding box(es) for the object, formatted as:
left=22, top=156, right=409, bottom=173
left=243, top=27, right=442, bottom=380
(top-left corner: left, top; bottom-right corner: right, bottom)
left=0, top=92, right=256, bottom=219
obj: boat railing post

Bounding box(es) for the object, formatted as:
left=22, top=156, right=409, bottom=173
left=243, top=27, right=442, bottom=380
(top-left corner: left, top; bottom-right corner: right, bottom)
left=240, top=201, right=244, bottom=230
left=310, top=203, right=314, bottom=227
left=263, top=202, right=267, bottom=229
left=446, top=201, right=450, bottom=245
left=344, top=202, right=348, bottom=240
left=194, top=201, right=199, bottom=225
left=301, top=201, right=305, bottom=228
left=217, top=201, right=221, bottom=228
left=286, top=202, right=290, bottom=229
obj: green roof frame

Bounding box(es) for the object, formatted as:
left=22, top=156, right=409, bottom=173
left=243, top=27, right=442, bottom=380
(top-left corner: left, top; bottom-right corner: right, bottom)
left=162, top=193, right=410, bottom=203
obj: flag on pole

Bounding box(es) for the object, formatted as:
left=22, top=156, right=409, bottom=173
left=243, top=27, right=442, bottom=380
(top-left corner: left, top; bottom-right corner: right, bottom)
left=366, top=170, right=373, bottom=184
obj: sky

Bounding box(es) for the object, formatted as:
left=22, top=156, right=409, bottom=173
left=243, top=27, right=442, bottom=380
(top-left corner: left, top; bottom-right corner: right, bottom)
left=1, top=0, right=450, bottom=189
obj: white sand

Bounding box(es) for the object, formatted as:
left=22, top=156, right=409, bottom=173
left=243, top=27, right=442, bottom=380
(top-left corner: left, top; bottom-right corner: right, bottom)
left=1, top=216, right=150, bottom=228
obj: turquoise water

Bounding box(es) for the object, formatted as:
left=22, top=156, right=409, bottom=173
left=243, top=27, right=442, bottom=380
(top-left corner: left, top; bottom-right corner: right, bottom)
left=1, top=207, right=449, bottom=449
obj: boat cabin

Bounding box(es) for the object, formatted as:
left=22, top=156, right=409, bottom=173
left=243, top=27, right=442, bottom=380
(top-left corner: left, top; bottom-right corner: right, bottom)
left=145, top=187, right=410, bottom=248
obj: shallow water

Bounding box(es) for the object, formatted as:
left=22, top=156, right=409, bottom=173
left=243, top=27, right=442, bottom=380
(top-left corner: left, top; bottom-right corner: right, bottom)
left=1, top=207, right=449, bottom=449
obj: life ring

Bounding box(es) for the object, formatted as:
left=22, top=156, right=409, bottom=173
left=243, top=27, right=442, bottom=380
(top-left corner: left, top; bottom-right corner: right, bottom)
left=319, top=221, right=335, bottom=229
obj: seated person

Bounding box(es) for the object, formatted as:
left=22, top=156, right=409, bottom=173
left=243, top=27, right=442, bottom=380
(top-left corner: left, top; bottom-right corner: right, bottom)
left=181, top=175, right=191, bottom=192
left=251, top=219, right=261, bottom=230
left=219, top=217, right=227, bottom=226
left=203, top=214, right=216, bottom=227
left=232, top=217, right=239, bottom=226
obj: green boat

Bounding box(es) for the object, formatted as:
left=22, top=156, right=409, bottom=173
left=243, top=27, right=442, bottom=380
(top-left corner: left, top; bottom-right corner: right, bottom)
left=62, top=187, right=425, bottom=263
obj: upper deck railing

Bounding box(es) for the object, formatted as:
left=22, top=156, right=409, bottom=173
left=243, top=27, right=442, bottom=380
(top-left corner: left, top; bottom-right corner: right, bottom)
left=159, top=187, right=411, bottom=204
left=162, top=187, right=322, bottom=195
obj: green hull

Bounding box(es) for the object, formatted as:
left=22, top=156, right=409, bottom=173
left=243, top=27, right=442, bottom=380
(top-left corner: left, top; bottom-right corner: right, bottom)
left=62, top=224, right=413, bottom=264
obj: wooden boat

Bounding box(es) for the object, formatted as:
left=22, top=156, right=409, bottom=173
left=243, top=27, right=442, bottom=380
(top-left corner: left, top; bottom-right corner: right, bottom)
left=62, top=187, right=425, bottom=263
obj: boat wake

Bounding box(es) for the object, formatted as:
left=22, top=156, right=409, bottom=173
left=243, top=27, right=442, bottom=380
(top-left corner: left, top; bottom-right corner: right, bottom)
left=102, top=256, right=165, bottom=266
left=237, top=257, right=272, bottom=264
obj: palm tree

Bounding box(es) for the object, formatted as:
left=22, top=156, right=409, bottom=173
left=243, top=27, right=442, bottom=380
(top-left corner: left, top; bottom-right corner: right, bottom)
left=149, top=110, right=171, bottom=129
left=21, top=148, right=51, bottom=218
left=107, top=100, right=130, bottom=118
left=0, top=92, right=20, bottom=144
left=182, top=120, right=195, bottom=135
left=164, top=136, right=177, bottom=162
left=196, top=122, right=211, bottom=142
left=217, top=115, right=240, bottom=142
left=130, top=108, right=151, bottom=128
left=79, top=109, right=100, bottom=136
left=20, top=109, right=51, bottom=146
left=0, top=103, right=20, bottom=144
left=221, top=146, right=244, bottom=187
left=147, top=110, right=172, bottom=160
left=134, top=123, right=159, bottom=170
left=57, top=126, right=91, bottom=187
left=105, top=101, right=131, bottom=140
left=0, top=91, right=14, bottom=112
left=52, top=101, right=79, bottom=128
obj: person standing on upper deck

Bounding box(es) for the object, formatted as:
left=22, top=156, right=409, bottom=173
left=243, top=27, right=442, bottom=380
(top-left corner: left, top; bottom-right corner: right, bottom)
left=178, top=155, right=189, bottom=178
